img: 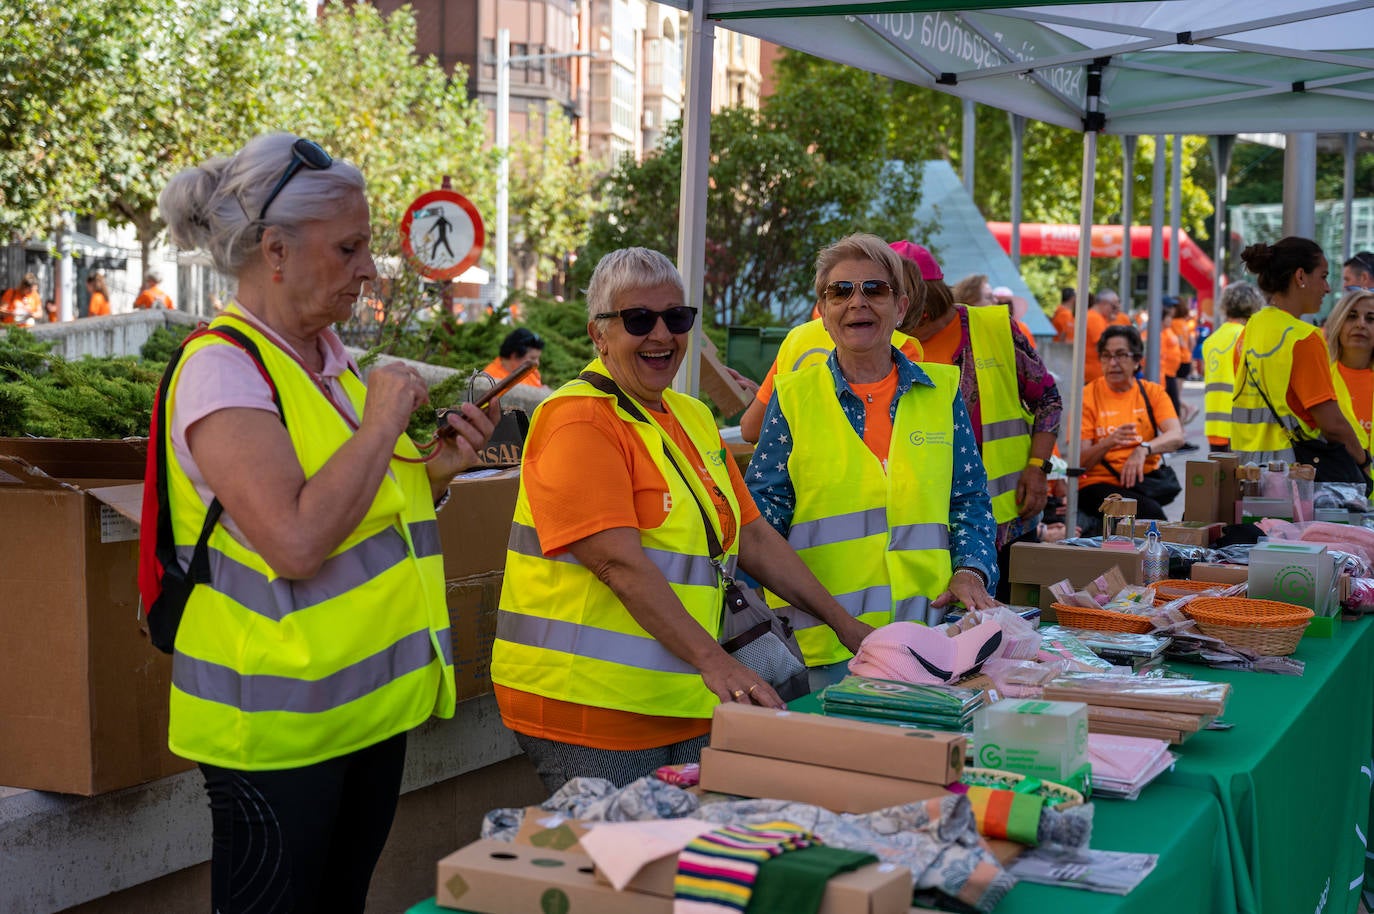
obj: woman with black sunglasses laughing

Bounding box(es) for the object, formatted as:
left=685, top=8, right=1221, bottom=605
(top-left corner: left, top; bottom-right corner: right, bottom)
left=490, top=247, right=869, bottom=793
left=748, top=233, right=999, bottom=692
left=157, top=133, right=496, bottom=912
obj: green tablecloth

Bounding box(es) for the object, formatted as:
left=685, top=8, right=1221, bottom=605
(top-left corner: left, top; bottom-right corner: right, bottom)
left=407, top=785, right=1233, bottom=914
left=1154, top=617, right=1374, bottom=914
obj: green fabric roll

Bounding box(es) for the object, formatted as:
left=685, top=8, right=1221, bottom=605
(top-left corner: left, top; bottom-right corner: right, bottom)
left=746, top=845, right=880, bottom=914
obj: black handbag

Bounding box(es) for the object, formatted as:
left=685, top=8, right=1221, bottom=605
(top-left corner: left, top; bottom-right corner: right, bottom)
left=576, top=372, right=810, bottom=700
left=1101, top=380, right=1183, bottom=506
left=1242, top=357, right=1370, bottom=487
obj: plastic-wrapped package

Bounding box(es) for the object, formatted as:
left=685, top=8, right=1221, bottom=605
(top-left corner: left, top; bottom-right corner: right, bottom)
left=1038, top=628, right=1115, bottom=672
left=963, top=605, right=1042, bottom=660
left=1345, top=578, right=1374, bottom=613
left=980, top=657, right=1067, bottom=698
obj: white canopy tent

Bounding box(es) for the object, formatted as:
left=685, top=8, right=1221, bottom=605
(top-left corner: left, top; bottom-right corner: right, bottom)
left=666, top=0, right=1374, bottom=523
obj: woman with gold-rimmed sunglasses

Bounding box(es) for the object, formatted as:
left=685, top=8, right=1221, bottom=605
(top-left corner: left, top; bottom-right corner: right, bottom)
left=491, top=246, right=867, bottom=793
left=749, top=233, right=998, bottom=692
left=157, top=132, right=496, bottom=910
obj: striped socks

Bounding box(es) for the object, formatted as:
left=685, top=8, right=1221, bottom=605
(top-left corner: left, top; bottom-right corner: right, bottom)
left=673, top=821, right=816, bottom=914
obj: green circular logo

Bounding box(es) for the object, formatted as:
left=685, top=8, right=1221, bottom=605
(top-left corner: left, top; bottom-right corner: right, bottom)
left=977, top=743, right=1003, bottom=768
left=540, top=888, right=571, bottom=914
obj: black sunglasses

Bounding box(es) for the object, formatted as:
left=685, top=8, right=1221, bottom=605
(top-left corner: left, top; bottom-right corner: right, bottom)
left=823, top=279, right=894, bottom=303
left=594, top=305, right=698, bottom=336
left=257, top=138, right=333, bottom=225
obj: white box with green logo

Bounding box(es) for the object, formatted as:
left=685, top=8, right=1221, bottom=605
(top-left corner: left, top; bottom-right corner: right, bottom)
left=972, top=698, right=1089, bottom=783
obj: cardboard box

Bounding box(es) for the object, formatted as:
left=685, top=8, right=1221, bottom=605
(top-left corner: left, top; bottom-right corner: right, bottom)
left=436, top=468, right=520, bottom=579
left=1007, top=542, right=1144, bottom=616
left=513, top=807, right=594, bottom=852
left=447, top=571, right=503, bottom=701
left=1182, top=459, right=1222, bottom=523
left=699, top=747, right=949, bottom=814
left=1209, top=452, right=1240, bottom=521
left=0, top=438, right=193, bottom=795
left=437, top=840, right=669, bottom=913
left=604, top=852, right=912, bottom=914
left=1188, top=562, right=1249, bottom=585
left=1130, top=520, right=1224, bottom=547
left=710, top=702, right=963, bottom=785
left=698, top=334, right=754, bottom=418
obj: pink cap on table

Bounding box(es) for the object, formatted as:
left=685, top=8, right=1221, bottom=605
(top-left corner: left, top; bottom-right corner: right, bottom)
left=889, top=240, right=944, bottom=282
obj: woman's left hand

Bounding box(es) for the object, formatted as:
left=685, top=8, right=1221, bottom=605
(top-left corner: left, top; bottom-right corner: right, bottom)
left=428, top=401, right=498, bottom=481
left=932, top=568, right=1000, bottom=611
left=1015, top=466, right=1048, bottom=518
left=1120, top=444, right=1149, bottom=489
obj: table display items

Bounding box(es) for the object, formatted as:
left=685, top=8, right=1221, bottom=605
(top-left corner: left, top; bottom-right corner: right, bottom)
left=1183, top=597, right=1314, bottom=655
left=972, top=699, right=1090, bottom=791
left=1038, top=626, right=1171, bottom=669
left=1141, top=522, right=1168, bottom=583
left=1041, top=672, right=1231, bottom=744
left=818, top=675, right=985, bottom=731
left=1086, top=733, right=1175, bottom=800
left=1100, top=495, right=1138, bottom=551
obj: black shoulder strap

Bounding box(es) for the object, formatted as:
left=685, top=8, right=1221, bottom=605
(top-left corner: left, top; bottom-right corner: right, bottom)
left=577, top=370, right=727, bottom=563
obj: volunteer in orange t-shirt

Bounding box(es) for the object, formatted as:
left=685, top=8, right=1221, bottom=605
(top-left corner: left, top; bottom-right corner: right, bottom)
left=1079, top=324, right=1186, bottom=532
left=1083, top=289, right=1121, bottom=384
left=483, top=327, right=547, bottom=389
left=1052, top=288, right=1076, bottom=342
left=1328, top=290, right=1374, bottom=453
left=0, top=272, right=41, bottom=325
left=85, top=273, right=111, bottom=316
left=490, top=248, right=870, bottom=794
left=132, top=271, right=174, bottom=310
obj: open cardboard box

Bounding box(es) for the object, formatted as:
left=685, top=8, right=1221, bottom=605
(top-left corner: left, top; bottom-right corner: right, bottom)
left=438, top=840, right=669, bottom=913
left=1007, top=542, right=1143, bottom=619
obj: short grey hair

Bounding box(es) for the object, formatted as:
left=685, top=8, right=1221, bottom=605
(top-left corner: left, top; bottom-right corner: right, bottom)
left=1219, top=280, right=1264, bottom=321
left=814, top=233, right=904, bottom=300
left=585, top=248, right=684, bottom=328
left=158, top=132, right=366, bottom=276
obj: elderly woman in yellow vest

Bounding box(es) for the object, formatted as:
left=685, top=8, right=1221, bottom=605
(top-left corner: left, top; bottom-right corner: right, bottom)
left=1232, top=238, right=1368, bottom=473
left=1202, top=281, right=1264, bottom=451
left=157, top=134, right=496, bottom=909
left=1327, top=290, right=1374, bottom=454
left=491, top=247, right=869, bottom=793
left=748, top=233, right=999, bottom=690
left=891, top=241, right=1061, bottom=602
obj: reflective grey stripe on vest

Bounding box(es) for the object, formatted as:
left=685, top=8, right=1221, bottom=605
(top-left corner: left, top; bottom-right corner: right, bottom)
left=982, top=417, right=1030, bottom=443
left=778, top=591, right=932, bottom=629
left=1205, top=411, right=1232, bottom=424
left=181, top=526, right=413, bottom=622
left=436, top=626, right=454, bottom=664
left=409, top=520, right=442, bottom=559
left=1233, top=406, right=1299, bottom=432
left=496, top=611, right=698, bottom=675
left=1205, top=382, right=1232, bottom=395
left=173, top=628, right=440, bottom=714
left=887, top=522, right=950, bottom=553
left=508, top=522, right=722, bottom=585
left=987, top=469, right=1020, bottom=499
left=789, top=508, right=887, bottom=551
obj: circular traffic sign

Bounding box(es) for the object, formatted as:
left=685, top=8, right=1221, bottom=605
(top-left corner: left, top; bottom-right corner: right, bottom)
left=399, top=189, right=485, bottom=282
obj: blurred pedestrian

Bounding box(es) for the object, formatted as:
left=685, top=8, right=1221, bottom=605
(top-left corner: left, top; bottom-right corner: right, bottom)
left=133, top=271, right=174, bottom=310
left=0, top=273, right=41, bottom=325
left=85, top=273, right=111, bottom=316
left=484, top=327, right=546, bottom=388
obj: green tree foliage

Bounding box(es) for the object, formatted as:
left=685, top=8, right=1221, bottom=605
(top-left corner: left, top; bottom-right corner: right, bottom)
left=508, top=109, right=599, bottom=297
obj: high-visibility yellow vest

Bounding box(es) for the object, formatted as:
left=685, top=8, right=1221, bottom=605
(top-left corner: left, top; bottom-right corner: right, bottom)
left=491, top=360, right=739, bottom=720
left=1202, top=321, right=1244, bottom=442
left=166, top=312, right=453, bottom=770
left=964, top=305, right=1032, bottom=524
left=773, top=318, right=920, bottom=377
left=767, top=360, right=959, bottom=667
left=1331, top=361, right=1374, bottom=452
left=1231, top=306, right=1322, bottom=457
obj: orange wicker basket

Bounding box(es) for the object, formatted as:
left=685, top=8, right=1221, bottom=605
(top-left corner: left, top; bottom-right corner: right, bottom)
left=1185, top=597, right=1313, bottom=656
left=1153, top=579, right=1226, bottom=606
left=1051, top=602, right=1155, bottom=633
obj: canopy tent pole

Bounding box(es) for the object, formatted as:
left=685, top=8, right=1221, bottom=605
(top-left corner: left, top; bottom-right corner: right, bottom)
left=1210, top=135, right=1236, bottom=314
left=1119, top=135, right=1137, bottom=310
left=672, top=3, right=716, bottom=397
left=1147, top=136, right=1166, bottom=384
left=962, top=99, right=977, bottom=195
left=1282, top=132, right=1317, bottom=239
left=1064, top=62, right=1103, bottom=535
left=1168, top=135, right=1182, bottom=298
left=1344, top=133, right=1357, bottom=263
left=1010, top=114, right=1026, bottom=269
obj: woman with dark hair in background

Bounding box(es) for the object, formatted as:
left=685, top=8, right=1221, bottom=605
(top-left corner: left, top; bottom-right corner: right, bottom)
left=85, top=272, right=111, bottom=317
left=485, top=327, right=547, bottom=388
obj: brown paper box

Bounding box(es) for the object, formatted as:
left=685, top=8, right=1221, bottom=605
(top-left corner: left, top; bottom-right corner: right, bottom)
left=447, top=572, right=503, bottom=702
left=0, top=439, right=192, bottom=795
left=602, top=852, right=912, bottom=914
left=1182, top=459, right=1222, bottom=523
left=710, top=702, right=963, bottom=785
left=1129, top=520, right=1223, bottom=547
left=698, top=334, right=754, bottom=418
left=1007, top=542, right=1144, bottom=616
left=1209, top=452, right=1240, bottom=521
left=1189, top=562, right=1249, bottom=585
left=436, top=468, right=520, bottom=579
left=699, top=747, right=949, bottom=814
left=437, top=840, right=669, bottom=913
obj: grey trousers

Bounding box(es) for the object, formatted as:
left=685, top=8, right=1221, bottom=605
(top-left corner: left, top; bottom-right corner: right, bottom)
left=514, top=731, right=710, bottom=795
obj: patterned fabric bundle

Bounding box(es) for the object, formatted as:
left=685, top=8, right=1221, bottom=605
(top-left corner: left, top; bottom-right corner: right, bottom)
left=673, top=821, right=816, bottom=913
left=956, top=784, right=1044, bottom=845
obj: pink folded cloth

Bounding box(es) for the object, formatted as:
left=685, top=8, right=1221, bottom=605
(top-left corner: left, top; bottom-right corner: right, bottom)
left=849, top=620, right=1003, bottom=684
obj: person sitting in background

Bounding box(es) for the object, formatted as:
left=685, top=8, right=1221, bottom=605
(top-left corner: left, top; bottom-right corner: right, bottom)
left=484, top=327, right=546, bottom=388
left=133, top=272, right=174, bottom=310
left=1327, top=289, right=1374, bottom=456
left=1203, top=281, right=1264, bottom=451
left=1052, top=288, right=1075, bottom=342
left=750, top=234, right=998, bottom=691
left=1083, top=289, right=1120, bottom=384
left=1079, top=325, right=1185, bottom=534
left=85, top=273, right=111, bottom=317
left=895, top=241, right=1060, bottom=602
left=0, top=273, right=41, bottom=325
left=1342, top=252, right=1374, bottom=292
left=952, top=273, right=995, bottom=308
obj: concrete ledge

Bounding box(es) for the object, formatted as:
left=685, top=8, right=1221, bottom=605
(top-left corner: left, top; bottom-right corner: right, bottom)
left=0, top=694, right=520, bottom=913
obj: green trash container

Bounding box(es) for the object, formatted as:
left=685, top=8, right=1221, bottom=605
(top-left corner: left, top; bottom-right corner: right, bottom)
left=725, top=326, right=790, bottom=383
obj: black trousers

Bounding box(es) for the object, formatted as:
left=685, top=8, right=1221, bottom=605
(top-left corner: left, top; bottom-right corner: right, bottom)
left=199, top=732, right=407, bottom=914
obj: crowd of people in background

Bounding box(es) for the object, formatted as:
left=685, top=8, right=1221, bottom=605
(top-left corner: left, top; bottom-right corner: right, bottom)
left=0, top=269, right=174, bottom=325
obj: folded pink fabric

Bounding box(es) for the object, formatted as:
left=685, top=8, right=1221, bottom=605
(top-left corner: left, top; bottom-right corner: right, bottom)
left=848, top=620, right=1003, bottom=684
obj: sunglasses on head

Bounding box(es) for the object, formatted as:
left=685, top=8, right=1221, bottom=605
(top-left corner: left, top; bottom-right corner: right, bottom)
left=257, top=138, right=333, bottom=225
left=823, top=279, right=894, bottom=304
left=595, top=305, right=698, bottom=336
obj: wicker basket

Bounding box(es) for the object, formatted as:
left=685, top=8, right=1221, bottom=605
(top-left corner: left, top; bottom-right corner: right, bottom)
left=1153, top=579, right=1226, bottom=606
left=1051, top=602, right=1155, bottom=633
left=1185, top=597, right=1314, bottom=656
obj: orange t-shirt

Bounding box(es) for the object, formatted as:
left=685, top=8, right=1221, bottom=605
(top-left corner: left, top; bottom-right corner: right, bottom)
left=86, top=292, right=110, bottom=316
left=0, top=288, right=40, bottom=323
left=1172, top=318, right=1193, bottom=364
left=1153, top=325, right=1182, bottom=377
left=1081, top=377, right=1178, bottom=486
left=1337, top=362, right=1374, bottom=439
left=483, top=357, right=543, bottom=388
left=1234, top=331, right=1336, bottom=428
left=1084, top=310, right=1109, bottom=383
left=754, top=336, right=921, bottom=405
left=1014, top=319, right=1037, bottom=349
left=496, top=394, right=760, bottom=750
left=1051, top=305, right=1074, bottom=342
left=1113, top=312, right=1131, bottom=326
left=918, top=312, right=962, bottom=367
left=848, top=368, right=899, bottom=465
left=133, top=287, right=173, bottom=310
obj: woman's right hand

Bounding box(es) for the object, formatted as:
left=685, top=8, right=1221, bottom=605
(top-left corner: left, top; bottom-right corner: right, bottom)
left=699, top=652, right=784, bottom=709
left=1103, top=422, right=1141, bottom=449
left=361, top=362, right=431, bottom=440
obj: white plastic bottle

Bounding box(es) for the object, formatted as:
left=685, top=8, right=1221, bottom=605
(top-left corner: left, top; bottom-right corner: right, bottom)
left=1142, top=521, right=1169, bottom=583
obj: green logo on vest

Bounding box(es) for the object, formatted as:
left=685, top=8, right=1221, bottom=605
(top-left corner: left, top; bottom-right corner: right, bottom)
left=909, top=430, right=952, bottom=446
